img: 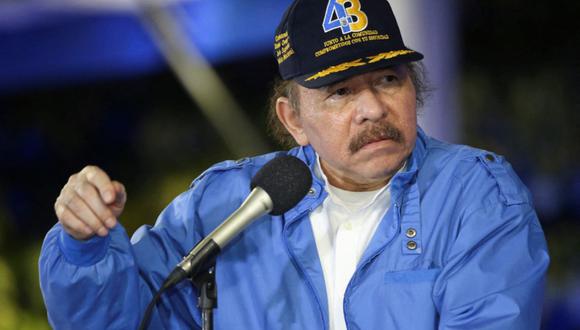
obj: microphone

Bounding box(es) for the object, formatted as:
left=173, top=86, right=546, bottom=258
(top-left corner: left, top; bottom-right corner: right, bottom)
left=162, top=155, right=312, bottom=290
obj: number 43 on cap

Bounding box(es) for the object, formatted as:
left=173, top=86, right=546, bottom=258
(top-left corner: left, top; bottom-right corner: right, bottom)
left=323, top=0, right=369, bottom=34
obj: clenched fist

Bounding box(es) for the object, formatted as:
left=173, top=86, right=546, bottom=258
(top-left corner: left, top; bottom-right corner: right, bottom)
left=54, top=165, right=127, bottom=240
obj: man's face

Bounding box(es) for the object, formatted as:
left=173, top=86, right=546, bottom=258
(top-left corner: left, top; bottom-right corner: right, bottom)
left=278, top=64, right=417, bottom=191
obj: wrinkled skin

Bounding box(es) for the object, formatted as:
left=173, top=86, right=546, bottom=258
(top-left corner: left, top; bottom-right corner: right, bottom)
left=276, top=65, right=417, bottom=191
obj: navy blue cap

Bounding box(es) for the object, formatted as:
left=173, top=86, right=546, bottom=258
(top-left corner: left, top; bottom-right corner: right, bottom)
left=274, top=0, right=423, bottom=88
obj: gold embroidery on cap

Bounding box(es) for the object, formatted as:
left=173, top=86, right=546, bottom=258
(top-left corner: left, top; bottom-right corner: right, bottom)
left=305, top=49, right=415, bottom=81
left=275, top=31, right=295, bottom=64
left=367, top=50, right=414, bottom=63
left=305, top=59, right=366, bottom=81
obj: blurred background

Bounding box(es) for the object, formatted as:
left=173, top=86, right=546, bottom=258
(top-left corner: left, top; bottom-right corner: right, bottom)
left=0, top=0, right=578, bottom=329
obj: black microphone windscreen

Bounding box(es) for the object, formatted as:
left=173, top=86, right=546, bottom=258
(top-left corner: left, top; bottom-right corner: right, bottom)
left=250, top=155, right=312, bottom=215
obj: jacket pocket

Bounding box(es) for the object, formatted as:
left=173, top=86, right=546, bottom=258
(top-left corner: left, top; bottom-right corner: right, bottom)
left=384, top=268, right=441, bottom=284
left=378, top=268, right=441, bottom=328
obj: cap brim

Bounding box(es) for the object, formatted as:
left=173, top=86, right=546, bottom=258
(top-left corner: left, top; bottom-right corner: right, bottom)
left=294, top=49, right=423, bottom=89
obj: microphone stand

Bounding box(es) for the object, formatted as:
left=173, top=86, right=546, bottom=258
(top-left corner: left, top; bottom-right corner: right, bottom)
left=138, top=155, right=311, bottom=330
left=191, top=264, right=217, bottom=330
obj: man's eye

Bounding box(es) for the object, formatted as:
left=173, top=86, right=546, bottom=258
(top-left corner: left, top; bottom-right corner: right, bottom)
left=331, top=87, right=350, bottom=97
left=381, top=75, right=398, bottom=83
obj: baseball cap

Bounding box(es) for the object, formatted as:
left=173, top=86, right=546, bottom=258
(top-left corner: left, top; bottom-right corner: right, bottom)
left=274, top=0, right=423, bottom=88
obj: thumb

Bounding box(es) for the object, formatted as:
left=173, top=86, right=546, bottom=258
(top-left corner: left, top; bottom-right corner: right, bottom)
left=109, top=181, right=127, bottom=217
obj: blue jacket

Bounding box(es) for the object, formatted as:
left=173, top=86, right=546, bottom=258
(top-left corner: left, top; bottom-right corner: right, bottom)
left=39, top=129, right=549, bottom=329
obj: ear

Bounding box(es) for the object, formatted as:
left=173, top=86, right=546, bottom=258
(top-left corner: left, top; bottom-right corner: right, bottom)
left=276, top=96, right=309, bottom=146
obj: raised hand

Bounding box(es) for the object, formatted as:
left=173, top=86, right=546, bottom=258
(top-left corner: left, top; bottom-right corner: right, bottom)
left=54, top=165, right=127, bottom=240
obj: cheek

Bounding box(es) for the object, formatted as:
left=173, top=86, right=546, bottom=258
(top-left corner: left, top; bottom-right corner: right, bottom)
left=303, top=115, right=352, bottom=157
left=303, top=107, right=350, bottom=138
left=404, top=122, right=417, bottom=150
left=397, top=92, right=418, bottom=139
left=403, top=111, right=417, bottom=133
left=400, top=114, right=417, bottom=149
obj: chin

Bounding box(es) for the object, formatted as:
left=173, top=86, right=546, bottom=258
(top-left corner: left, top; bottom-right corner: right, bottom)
left=358, top=161, right=401, bottom=181
left=366, top=153, right=407, bottom=176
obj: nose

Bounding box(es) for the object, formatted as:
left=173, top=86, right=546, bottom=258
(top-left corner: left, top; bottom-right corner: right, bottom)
left=353, top=89, right=387, bottom=124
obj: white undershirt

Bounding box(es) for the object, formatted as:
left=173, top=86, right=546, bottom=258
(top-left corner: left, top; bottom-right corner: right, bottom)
left=309, top=156, right=394, bottom=330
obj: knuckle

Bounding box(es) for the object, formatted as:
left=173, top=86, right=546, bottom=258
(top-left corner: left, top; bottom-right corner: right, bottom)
left=60, top=185, right=75, bottom=202
left=67, top=174, right=78, bottom=184
left=54, top=201, right=63, bottom=216
left=81, top=165, right=95, bottom=173
left=58, top=192, right=72, bottom=206
left=64, top=196, right=82, bottom=213
left=74, top=181, right=92, bottom=198
left=81, top=165, right=97, bottom=177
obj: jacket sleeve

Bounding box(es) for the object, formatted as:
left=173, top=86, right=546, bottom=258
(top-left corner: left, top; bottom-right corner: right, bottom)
left=434, top=155, right=550, bottom=330
left=39, top=181, right=210, bottom=329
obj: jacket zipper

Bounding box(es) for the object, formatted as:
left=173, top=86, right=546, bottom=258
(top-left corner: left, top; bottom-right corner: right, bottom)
left=283, top=208, right=329, bottom=330
left=343, top=201, right=402, bottom=329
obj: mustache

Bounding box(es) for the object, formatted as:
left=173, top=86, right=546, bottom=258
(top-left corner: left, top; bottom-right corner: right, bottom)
left=348, top=122, right=404, bottom=153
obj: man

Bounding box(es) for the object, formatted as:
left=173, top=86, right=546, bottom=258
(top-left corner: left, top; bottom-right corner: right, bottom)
left=40, top=0, right=549, bottom=329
